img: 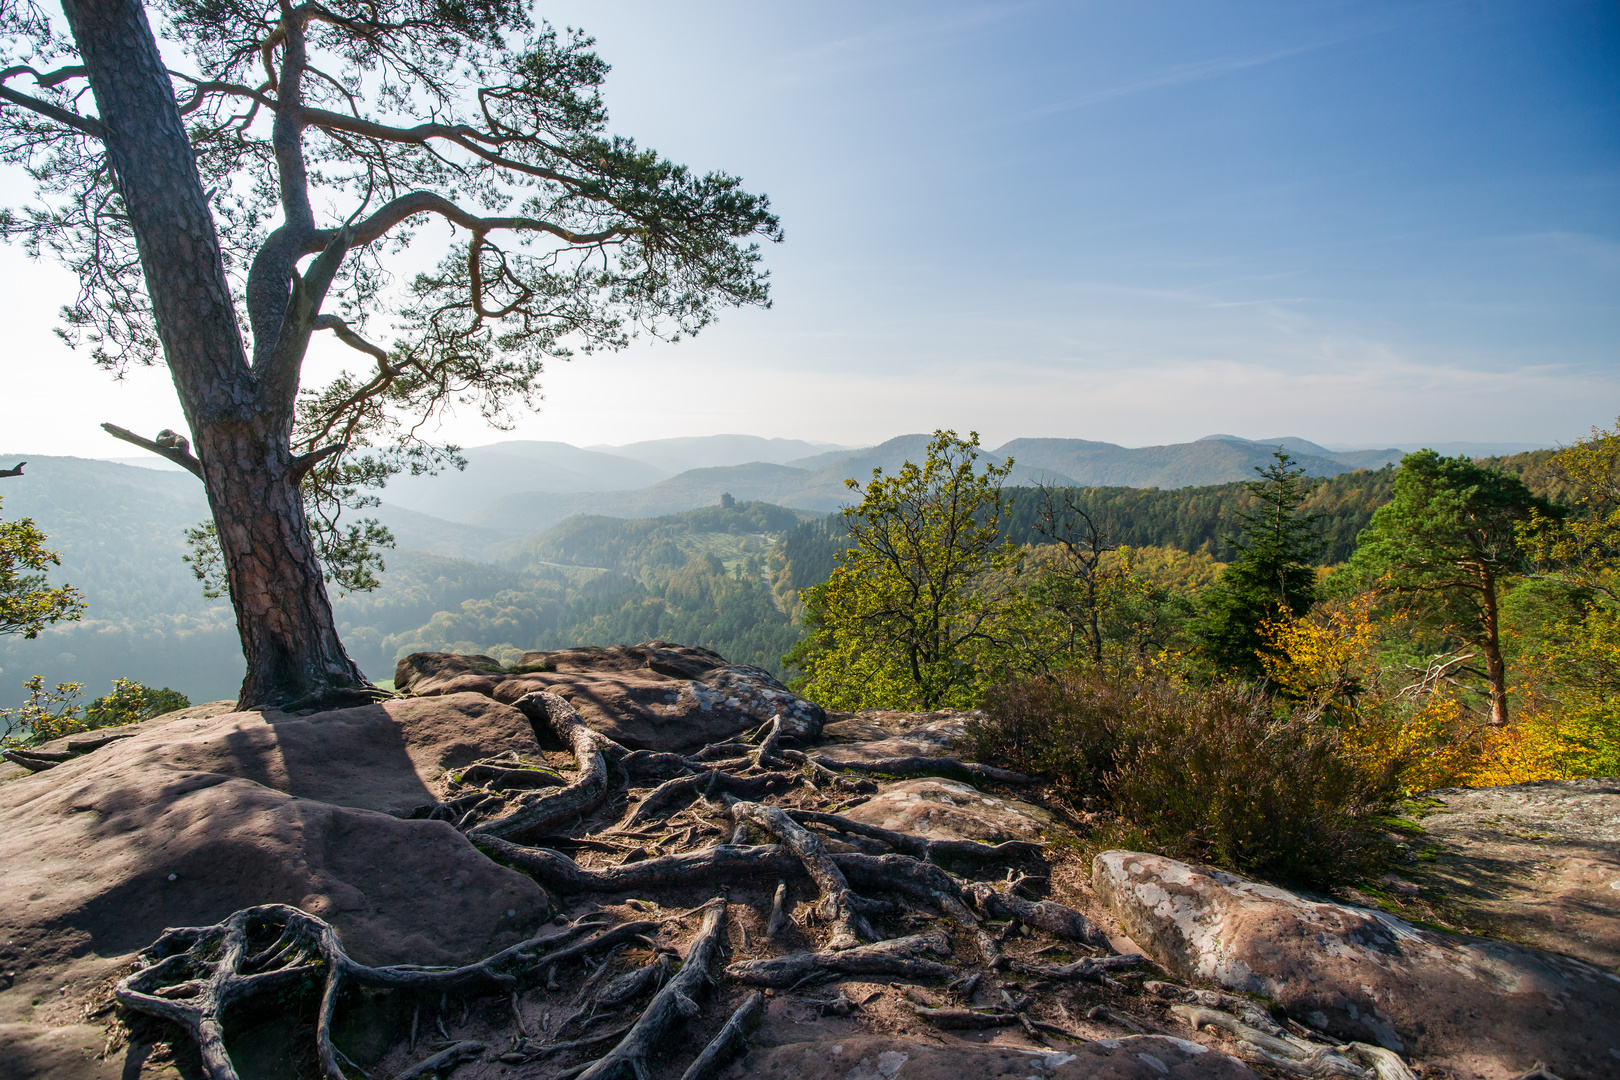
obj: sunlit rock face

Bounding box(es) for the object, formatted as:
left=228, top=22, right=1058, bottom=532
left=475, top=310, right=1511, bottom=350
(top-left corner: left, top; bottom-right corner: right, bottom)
left=1093, top=850, right=1620, bottom=1079
left=396, top=641, right=825, bottom=753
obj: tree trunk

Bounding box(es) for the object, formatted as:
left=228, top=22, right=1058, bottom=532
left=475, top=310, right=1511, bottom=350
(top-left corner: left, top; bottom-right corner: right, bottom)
left=60, top=0, right=368, bottom=709
left=1479, top=568, right=1510, bottom=726
left=198, top=421, right=368, bottom=708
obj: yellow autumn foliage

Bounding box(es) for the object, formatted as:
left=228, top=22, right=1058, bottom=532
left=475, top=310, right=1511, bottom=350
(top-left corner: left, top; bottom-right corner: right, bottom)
left=1261, top=599, right=1604, bottom=791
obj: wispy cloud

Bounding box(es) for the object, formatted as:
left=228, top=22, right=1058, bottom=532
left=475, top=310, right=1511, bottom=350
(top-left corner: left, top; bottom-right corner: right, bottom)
left=1025, top=37, right=1351, bottom=119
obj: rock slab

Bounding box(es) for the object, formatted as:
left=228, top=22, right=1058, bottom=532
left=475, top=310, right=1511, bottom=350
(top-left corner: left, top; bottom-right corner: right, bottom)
left=1408, top=777, right=1620, bottom=971
left=0, top=697, right=552, bottom=1039
left=733, top=1034, right=1257, bottom=1079
left=843, top=778, right=1053, bottom=844
left=395, top=642, right=825, bottom=753
left=1093, top=850, right=1620, bottom=1080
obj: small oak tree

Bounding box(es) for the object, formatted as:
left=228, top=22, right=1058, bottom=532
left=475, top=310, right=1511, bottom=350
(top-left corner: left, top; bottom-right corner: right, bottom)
left=790, top=431, right=1017, bottom=710
left=0, top=0, right=779, bottom=708
left=0, top=492, right=86, bottom=638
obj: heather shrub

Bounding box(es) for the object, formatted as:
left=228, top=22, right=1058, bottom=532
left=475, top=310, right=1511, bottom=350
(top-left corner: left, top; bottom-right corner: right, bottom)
left=967, top=671, right=1399, bottom=886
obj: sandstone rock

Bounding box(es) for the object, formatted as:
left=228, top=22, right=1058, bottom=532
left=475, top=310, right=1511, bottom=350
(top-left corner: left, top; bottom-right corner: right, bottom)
left=1093, top=850, right=1620, bottom=1079
left=733, top=1033, right=1257, bottom=1079
left=396, top=642, right=825, bottom=753
left=0, top=1023, right=138, bottom=1080
left=1403, top=777, right=1620, bottom=971
left=0, top=695, right=551, bottom=1042
left=819, top=709, right=976, bottom=762
left=8, top=692, right=541, bottom=817
left=842, top=778, right=1054, bottom=844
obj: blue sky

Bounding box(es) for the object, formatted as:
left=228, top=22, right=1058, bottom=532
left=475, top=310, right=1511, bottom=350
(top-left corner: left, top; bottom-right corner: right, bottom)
left=2, top=0, right=1615, bottom=454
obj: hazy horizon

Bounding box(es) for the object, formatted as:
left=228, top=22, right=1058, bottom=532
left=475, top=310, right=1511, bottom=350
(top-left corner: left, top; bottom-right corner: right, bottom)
left=2, top=1, right=1613, bottom=457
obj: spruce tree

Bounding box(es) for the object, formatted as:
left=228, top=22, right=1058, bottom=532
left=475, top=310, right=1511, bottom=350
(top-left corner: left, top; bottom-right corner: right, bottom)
left=1199, top=450, right=1323, bottom=678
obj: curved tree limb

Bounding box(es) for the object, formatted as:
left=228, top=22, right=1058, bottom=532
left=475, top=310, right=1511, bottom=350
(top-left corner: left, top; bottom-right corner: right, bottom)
left=100, top=423, right=203, bottom=479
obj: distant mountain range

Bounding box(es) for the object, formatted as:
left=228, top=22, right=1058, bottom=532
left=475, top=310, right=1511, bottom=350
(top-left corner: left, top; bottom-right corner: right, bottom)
left=367, top=432, right=1414, bottom=535
left=94, top=431, right=1552, bottom=540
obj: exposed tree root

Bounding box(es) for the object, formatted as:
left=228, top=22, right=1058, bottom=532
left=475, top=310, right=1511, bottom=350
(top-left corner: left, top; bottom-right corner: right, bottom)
left=471, top=692, right=619, bottom=840
left=964, top=882, right=1110, bottom=948
left=1172, top=1005, right=1383, bottom=1079
left=788, top=809, right=1044, bottom=866
left=908, top=1005, right=1021, bottom=1029
left=727, top=798, right=875, bottom=949
left=679, top=991, right=763, bottom=1080
left=1013, top=952, right=1147, bottom=983
left=111, top=699, right=1395, bottom=1080
left=725, top=932, right=954, bottom=988
left=811, top=754, right=1035, bottom=784
left=114, top=903, right=656, bottom=1080
left=393, top=1040, right=485, bottom=1080
left=619, top=770, right=802, bottom=829
left=575, top=900, right=728, bottom=1080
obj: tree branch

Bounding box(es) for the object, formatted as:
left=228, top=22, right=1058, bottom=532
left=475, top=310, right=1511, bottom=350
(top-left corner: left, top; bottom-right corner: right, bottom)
left=290, top=442, right=347, bottom=481
left=312, top=313, right=390, bottom=365
left=0, top=82, right=107, bottom=139
left=331, top=189, right=626, bottom=253
left=100, top=423, right=203, bottom=479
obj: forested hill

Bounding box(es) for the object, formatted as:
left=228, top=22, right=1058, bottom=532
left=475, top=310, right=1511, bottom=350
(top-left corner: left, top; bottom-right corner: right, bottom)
left=768, top=452, right=1568, bottom=607
left=0, top=448, right=1563, bottom=708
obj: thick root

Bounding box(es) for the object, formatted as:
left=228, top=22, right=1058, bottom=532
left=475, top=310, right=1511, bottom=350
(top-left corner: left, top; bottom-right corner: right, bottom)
left=575, top=900, right=729, bottom=1080
left=619, top=770, right=802, bottom=829
left=727, top=798, right=875, bottom=950
left=964, top=882, right=1110, bottom=949
left=725, top=931, right=954, bottom=988
left=789, top=809, right=1043, bottom=866
left=115, top=904, right=650, bottom=1080
left=1172, top=1005, right=1373, bottom=1078
left=470, top=692, right=618, bottom=840
left=679, top=991, right=764, bottom=1080
left=1013, top=952, right=1148, bottom=982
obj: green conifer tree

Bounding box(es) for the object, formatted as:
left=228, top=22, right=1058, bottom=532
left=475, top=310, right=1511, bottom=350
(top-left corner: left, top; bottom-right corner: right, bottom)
left=1198, top=450, right=1323, bottom=678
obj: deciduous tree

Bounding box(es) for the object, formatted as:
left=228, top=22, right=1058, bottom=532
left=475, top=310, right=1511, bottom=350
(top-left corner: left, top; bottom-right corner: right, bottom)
left=0, top=483, right=85, bottom=639
left=790, top=431, right=1016, bottom=710
left=0, top=0, right=779, bottom=708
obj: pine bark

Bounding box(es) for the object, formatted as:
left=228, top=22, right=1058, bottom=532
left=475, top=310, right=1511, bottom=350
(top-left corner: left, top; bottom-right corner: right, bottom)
left=58, top=0, right=367, bottom=709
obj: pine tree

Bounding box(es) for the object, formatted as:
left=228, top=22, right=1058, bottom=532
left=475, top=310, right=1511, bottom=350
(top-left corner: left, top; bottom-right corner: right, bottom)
left=1198, top=450, right=1323, bottom=678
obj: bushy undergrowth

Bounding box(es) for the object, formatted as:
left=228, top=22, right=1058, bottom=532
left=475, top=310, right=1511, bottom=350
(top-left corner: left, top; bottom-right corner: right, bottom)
left=1, top=676, right=190, bottom=745
left=967, top=671, right=1401, bottom=886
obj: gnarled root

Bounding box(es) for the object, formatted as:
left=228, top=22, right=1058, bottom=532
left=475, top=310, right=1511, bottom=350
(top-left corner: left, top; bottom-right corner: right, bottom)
left=679, top=991, right=764, bottom=1080
left=789, top=809, right=1044, bottom=867
left=575, top=900, right=729, bottom=1080
left=964, top=882, right=1110, bottom=949
left=115, top=904, right=650, bottom=1080
left=1172, top=1005, right=1376, bottom=1079
left=619, top=770, right=802, bottom=830
left=725, top=931, right=954, bottom=988
left=470, top=692, right=620, bottom=840
left=1013, top=952, right=1147, bottom=982
left=727, top=798, right=875, bottom=949
left=475, top=835, right=801, bottom=894
left=811, top=754, right=1034, bottom=784
left=909, top=1005, right=1021, bottom=1029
